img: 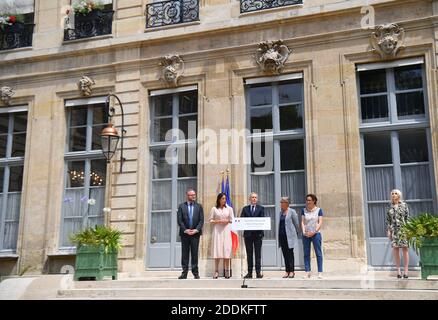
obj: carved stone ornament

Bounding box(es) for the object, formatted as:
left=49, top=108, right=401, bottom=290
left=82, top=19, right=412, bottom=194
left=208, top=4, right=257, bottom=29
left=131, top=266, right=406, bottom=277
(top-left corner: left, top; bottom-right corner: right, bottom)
left=1, top=86, right=15, bottom=105
left=159, top=54, right=185, bottom=87
left=78, top=76, right=95, bottom=96
left=371, top=24, right=405, bottom=59
left=254, top=40, right=292, bottom=74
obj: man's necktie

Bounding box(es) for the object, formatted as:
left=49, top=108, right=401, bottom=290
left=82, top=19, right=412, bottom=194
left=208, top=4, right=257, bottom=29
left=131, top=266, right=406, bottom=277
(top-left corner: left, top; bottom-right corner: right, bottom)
left=188, top=203, right=193, bottom=227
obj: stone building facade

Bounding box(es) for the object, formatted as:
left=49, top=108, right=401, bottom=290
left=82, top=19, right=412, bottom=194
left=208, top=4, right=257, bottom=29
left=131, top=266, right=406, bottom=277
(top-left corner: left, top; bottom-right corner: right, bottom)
left=0, top=0, right=437, bottom=277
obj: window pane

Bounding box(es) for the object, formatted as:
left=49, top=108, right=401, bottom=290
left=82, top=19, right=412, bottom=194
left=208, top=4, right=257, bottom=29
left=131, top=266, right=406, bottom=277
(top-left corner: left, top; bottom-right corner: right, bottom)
left=0, top=134, right=7, bottom=158
left=90, top=159, right=106, bottom=187
left=178, top=144, right=197, bottom=177
left=152, top=181, right=172, bottom=210
left=279, top=105, right=303, bottom=130
left=153, top=118, right=172, bottom=142
left=152, top=149, right=171, bottom=179
left=151, top=212, right=171, bottom=243
left=399, top=130, right=428, bottom=163
left=364, top=133, right=392, bottom=165
left=70, top=106, right=88, bottom=126
left=250, top=108, right=272, bottom=132
left=250, top=174, right=274, bottom=205
left=280, top=139, right=304, bottom=171
left=66, top=161, right=85, bottom=188
left=8, top=166, right=23, bottom=192
left=12, top=133, right=26, bottom=157
left=92, top=104, right=108, bottom=125
left=359, top=69, right=387, bottom=94
left=279, top=80, right=302, bottom=104
left=69, top=127, right=87, bottom=152
left=88, top=187, right=105, bottom=220
left=92, top=125, right=105, bottom=150
left=179, top=91, right=197, bottom=114
left=394, top=65, right=423, bottom=90
left=13, top=112, right=27, bottom=132
left=396, top=91, right=425, bottom=118
left=368, top=203, right=387, bottom=237
left=0, top=114, right=9, bottom=134
left=281, top=172, right=306, bottom=205
left=263, top=207, right=276, bottom=240
left=178, top=115, right=197, bottom=140
left=251, top=140, right=274, bottom=172
left=154, top=95, right=173, bottom=117
left=0, top=167, right=4, bottom=193
left=249, top=85, right=272, bottom=106
left=361, top=95, right=389, bottom=121
left=365, top=167, right=394, bottom=201
left=402, top=165, right=431, bottom=199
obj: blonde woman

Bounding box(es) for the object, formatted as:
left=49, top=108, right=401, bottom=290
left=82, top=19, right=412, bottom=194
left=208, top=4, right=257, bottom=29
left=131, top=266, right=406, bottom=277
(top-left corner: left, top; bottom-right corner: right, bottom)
left=386, top=189, right=410, bottom=279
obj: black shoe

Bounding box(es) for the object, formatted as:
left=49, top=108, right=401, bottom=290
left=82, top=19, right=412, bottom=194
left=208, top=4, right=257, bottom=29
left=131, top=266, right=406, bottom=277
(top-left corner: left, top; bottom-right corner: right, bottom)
left=244, top=273, right=253, bottom=279
left=403, top=275, right=408, bottom=279
left=397, top=274, right=402, bottom=279
left=193, top=274, right=200, bottom=279
left=256, top=273, right=263, bottom=279
left=178, top=273, right=188, bottom=279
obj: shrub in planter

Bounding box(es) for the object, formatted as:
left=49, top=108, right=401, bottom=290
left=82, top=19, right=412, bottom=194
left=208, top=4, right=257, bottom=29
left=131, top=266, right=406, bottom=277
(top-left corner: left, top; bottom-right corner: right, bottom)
left=70, top=225, right=122, bottom=281
left=401, top=213, right=438, bottom=280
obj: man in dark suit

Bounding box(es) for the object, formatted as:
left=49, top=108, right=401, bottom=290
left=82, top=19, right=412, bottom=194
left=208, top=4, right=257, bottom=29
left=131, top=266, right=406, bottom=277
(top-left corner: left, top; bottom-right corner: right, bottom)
left=177, top=188, right=204, bottom=279
left=240, top=192, right=265, bottom=279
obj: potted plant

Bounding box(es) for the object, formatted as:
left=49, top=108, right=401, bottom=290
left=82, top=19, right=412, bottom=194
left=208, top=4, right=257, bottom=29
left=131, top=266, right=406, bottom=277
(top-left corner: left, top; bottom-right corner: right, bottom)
left=70, top=224, right=122, bottom=281
left=64, top=1, right=114, bottom=40
left=401, top=213, right=438, bottom=280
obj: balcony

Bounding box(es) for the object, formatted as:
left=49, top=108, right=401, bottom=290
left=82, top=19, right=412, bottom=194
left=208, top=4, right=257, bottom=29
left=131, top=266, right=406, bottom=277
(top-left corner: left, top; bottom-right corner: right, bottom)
left=240, top=0, right=303, bottom=14
left=0, top=22, right=34, bottom=51
left=145, top=0, right=199, bottom=29
left=64, top=10, right=114, bottom=41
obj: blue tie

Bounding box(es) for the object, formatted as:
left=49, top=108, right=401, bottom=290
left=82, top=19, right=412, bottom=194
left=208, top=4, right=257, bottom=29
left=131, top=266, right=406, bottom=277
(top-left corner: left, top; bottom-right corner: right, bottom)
left=188, top=203, right=193, bottom=228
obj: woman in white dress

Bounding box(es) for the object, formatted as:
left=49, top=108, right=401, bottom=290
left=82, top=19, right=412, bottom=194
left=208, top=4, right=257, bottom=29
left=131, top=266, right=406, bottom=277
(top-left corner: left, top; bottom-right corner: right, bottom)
left=209, top=193, right=234, bottom=279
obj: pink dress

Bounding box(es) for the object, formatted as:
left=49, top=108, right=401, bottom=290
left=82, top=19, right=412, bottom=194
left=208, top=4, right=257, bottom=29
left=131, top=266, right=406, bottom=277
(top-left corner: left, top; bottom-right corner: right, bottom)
left=209, top=206, right=234, bottom=259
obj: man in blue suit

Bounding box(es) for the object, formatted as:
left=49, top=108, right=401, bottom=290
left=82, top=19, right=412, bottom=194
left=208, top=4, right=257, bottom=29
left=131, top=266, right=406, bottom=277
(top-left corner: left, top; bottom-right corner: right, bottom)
left=240, top=192, right=265, bottom=279
left=177, top=189, right=204, bottom=279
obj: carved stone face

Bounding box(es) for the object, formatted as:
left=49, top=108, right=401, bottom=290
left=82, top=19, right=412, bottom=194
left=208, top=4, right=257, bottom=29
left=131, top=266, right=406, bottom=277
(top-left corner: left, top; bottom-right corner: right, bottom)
left=164, top=66, right=177, bottom=82
left=379, top=36, right=397, bottom=55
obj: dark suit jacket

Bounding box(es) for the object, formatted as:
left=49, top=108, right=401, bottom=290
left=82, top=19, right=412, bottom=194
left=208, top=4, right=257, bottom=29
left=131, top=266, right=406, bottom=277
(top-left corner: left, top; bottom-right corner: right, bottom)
left=177, top=202, right=204, bottom=237
left=240, top=204, right=265, bottom=238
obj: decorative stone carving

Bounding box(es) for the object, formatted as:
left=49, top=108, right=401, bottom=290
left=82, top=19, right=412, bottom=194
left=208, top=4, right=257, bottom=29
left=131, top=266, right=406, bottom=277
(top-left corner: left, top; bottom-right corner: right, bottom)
left=159, top=54, right=185, bottom=87
left=254, top=40, right=291, bottom=74
left=371, top=24, right=405, bottom=59
left=1, top=86, right=14, bottom=105
left=78, top=76, right=95, bottom=96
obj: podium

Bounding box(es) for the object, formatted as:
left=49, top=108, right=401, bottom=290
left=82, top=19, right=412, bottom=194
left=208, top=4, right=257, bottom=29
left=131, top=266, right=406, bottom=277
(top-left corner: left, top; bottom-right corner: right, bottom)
left=232, top=217, right=271, bottom=287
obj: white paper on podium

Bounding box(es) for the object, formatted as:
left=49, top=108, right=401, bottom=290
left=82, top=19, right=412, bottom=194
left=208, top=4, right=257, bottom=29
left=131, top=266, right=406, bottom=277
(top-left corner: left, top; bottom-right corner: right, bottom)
left=232, top=217, right=271, bottom=231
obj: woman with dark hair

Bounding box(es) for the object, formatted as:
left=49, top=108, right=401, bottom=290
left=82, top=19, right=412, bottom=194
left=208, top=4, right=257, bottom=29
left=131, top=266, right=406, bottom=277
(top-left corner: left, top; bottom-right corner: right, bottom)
left=301, top=193, right=324, bottom=279
left=209, top=193, right=234, bottom=279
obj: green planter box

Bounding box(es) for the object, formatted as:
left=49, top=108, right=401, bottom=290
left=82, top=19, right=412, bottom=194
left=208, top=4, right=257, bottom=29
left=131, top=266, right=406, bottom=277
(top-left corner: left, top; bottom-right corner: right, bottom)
left=420, top=237, right=438, bottom=280
left=74, top=244, right=118, bottom=281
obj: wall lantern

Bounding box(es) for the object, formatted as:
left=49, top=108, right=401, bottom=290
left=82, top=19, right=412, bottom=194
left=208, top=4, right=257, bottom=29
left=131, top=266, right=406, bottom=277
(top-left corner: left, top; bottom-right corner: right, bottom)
left=100, top=94, right=126, bottom=172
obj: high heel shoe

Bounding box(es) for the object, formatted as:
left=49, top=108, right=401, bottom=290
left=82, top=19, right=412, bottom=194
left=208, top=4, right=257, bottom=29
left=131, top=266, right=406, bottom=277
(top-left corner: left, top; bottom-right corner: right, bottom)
left=213, top=271, right=219, bottom=279
left=225, top=269, right=230, bottom=279
left=282, top=272, right=290, bottom=278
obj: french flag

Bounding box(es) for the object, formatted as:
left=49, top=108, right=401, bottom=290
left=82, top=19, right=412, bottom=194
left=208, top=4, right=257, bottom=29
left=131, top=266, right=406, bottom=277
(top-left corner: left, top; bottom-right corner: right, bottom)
left=222, top=175, right=238, bottom=256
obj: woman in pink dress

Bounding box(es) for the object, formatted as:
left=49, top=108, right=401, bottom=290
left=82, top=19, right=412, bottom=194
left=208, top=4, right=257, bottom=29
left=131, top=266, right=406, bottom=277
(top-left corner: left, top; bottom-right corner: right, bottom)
left=209, top=193, right=234, bottom=279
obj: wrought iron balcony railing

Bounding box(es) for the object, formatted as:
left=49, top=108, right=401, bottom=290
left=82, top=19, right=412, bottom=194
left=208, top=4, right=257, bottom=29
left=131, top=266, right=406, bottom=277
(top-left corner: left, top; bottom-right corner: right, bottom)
left=0, top=22, right=34, bottom=51
left=240, top=0, right=303, bottom=14
left=146, top=0, right=199, bottom=29
left=64, top=10, right=114, bottom=41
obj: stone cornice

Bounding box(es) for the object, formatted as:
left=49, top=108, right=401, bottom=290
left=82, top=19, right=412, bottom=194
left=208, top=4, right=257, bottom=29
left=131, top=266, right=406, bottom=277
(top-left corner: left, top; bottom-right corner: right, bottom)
left=0, top=0, right=430, bottom=65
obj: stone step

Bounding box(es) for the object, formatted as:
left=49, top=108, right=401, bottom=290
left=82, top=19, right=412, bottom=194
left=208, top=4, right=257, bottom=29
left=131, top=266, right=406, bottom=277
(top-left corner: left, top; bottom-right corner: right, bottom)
left=57, top=287, right=438, bottom=300
left=71, top=278, right=438, bottom=290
